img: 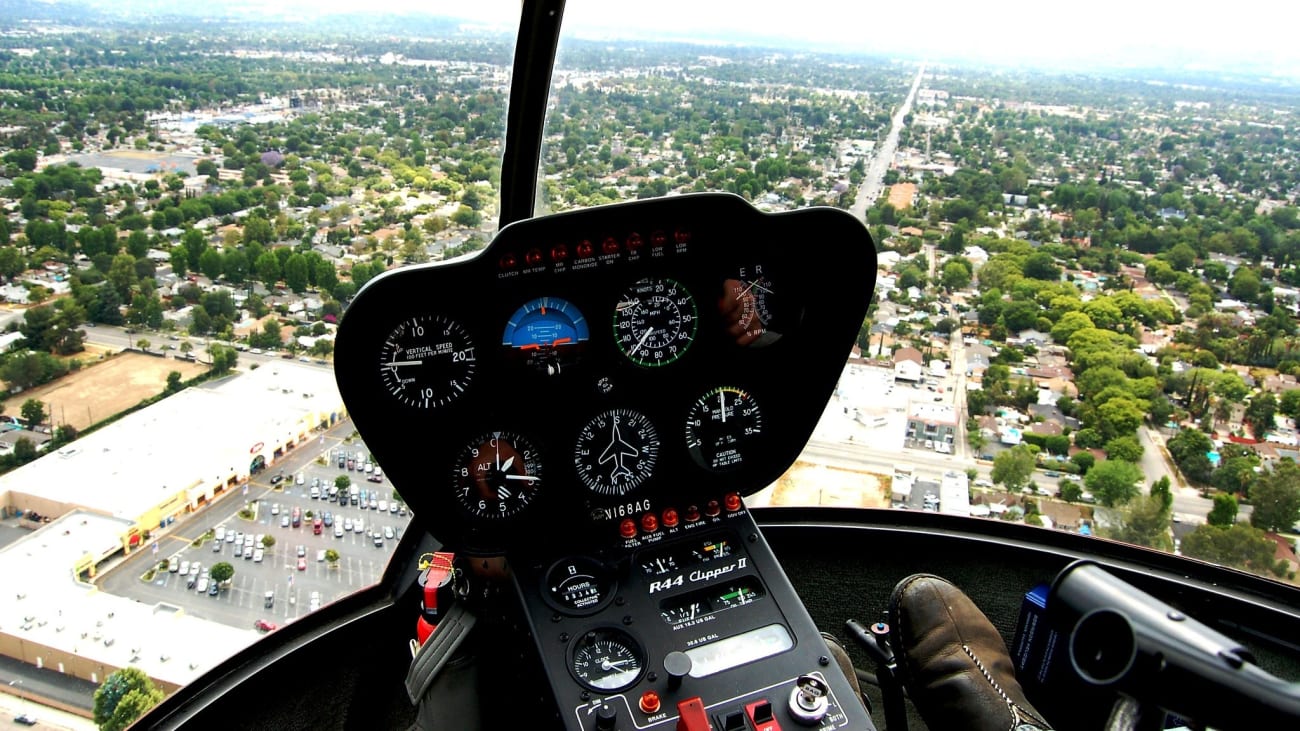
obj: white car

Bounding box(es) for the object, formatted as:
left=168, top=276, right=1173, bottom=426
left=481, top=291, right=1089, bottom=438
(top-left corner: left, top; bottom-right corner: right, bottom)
left=974, top=479, right=993, bottom=488
left=253, top=548, right=264, bottom=562
left=196, top=577, right=209, bottom=593
left=179, top=560, right=190, bottom=575
left=309, top=591, right=321, bottom=611
left=215, top=527, right=226, bottom=541
left=383, top=526, right=395, bottom=540
left=377, top=500, right=388, bottom=513
left=353, top=520, right=365, bottom=534
left=334, top=524, right=344, bottom=538
left=342, top=518, right=352, bottom=531
left=296, top=473, right=305, bottom=485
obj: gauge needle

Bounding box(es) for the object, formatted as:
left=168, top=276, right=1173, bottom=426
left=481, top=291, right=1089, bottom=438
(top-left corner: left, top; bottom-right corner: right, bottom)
left=500, top=455, right=515, bottom=472
left=719, top=390, right=727, bottom=422
left=603, top=659, right=633, bottom=670
left=632, top=327, right=654, bottom=354
left=505, top=474, right=540, bottom=482
left=386, top=359, right=422, bottom=366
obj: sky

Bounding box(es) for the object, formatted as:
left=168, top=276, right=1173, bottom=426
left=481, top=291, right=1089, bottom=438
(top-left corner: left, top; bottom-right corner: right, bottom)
left=78, top=0, right=1300, bottom=76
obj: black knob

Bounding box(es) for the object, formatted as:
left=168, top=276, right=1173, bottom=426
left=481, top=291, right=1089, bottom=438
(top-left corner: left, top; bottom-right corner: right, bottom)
left=664, top=651, right=692, bottom=691
left=594, top=704, right=618, bottom=731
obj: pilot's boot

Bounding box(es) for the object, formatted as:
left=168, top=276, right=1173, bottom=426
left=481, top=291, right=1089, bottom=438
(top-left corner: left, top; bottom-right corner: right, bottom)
left=889, top=574, right=1052, bottom=731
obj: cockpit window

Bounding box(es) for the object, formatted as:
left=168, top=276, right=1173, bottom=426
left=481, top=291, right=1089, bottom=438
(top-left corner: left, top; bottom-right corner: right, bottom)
left=0, top=0, right=515, bottom=702
left=546, top=0, right=1300, bottom=587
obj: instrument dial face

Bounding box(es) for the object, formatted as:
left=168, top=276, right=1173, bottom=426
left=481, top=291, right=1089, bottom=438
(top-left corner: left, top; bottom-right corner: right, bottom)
left=721, top=265, right=788, bottom=347
left=544, top=556, right=617, bottom=615
left=502, top=296, right=590, bottom=375
left=612, top=277, right=698, bottom=367
left=574, top=409, right=660, bottom=496
left=570, top=628, right=645, bottom=692
left=685, top=386, right=763, bottom=471
left=453, top=431, right=543, bottom=519
left=379, top=315, right=476, bottom=408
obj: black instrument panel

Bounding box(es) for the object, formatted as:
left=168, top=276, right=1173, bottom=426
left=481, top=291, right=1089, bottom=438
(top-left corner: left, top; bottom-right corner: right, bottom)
left=334, top=193, right=875, bottom=555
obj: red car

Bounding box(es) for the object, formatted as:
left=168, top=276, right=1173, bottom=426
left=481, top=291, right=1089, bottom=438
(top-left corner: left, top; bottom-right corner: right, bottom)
left=254, top=619, right=277, bottom=632
left=297, top=557, right=307, bottom=571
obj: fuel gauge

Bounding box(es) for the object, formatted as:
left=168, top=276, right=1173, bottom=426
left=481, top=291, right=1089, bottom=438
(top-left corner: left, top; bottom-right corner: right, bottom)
left=691, top=535, right=734, bottom=563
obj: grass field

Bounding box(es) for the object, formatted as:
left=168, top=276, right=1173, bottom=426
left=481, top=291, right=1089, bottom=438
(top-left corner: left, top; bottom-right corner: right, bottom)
left=2, top=352, right=207, bottom=431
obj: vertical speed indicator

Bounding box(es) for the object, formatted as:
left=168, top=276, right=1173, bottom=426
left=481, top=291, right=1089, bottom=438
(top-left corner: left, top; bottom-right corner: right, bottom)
left=379, top=315, right=476, bottom=408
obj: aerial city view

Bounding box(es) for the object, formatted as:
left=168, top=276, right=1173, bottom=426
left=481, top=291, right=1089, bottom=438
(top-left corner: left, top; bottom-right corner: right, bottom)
left=1, top=0, right=1299, bottom=728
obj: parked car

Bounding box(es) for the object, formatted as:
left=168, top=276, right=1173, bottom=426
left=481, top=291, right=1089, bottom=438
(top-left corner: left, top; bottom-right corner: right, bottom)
left=296, top=545, right=307, bottom=557
left=196, top=577, right=209, bottom=593
left=383, top=526, right=395, bottom=540
left=168, top=558, right=180, bottom=573
left=254, top=619, right=277, bottom=632
left=334, top=524, right=344, bottom=538
left=213, top=539, right=223, bottom=552
left=271, top=503, right=280, bottom=515
left=270, top=474, right=284, bottom=485
left=253, top=548, right=265, bottom=562
left=264, top=591, right=275, bottom=609
left=297, top=557, right=307, bottom=571
left=208, top=581, right=220, bottom=596
left=309, top=591, right=321, bottom=610
left=14, top=713, right=38, bottom=726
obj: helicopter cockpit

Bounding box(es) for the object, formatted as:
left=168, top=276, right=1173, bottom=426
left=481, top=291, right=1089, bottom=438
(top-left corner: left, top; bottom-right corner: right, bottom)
left=133, top=2, right=1300, bottom=730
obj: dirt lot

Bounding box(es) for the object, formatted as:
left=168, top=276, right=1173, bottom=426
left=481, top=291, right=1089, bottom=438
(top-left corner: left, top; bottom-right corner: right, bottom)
left=749, top=461, right=890, bottom=508
left=2, top=352, right=207, bottom=431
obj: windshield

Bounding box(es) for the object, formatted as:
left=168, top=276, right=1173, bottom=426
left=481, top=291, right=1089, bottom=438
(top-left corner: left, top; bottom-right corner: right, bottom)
left=543, top=0, right=1300, bottom=582
left=0, top=0, right=515, bottom=712
left=2, top=0, right=1299, bottom=723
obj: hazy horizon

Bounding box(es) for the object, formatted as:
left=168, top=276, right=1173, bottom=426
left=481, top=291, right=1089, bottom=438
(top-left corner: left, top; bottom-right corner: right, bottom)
left=6, top=0, right=1300, bottom=82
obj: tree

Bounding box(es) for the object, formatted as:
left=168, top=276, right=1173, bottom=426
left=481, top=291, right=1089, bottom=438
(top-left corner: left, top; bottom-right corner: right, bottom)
left=1280, top=389, right=1300, bottom=419
left=284, top=253, right=309, bottom=293
left=941, top=260, right=971, bottom=290
left=1182, top=524, right=1281, bottom=576
left=20, top=398, right=46, bottom=427
left=1070, top=451, right=1096, bottom=474
left=1207, top=493, right=1239, bottom=527
left=991, top=445, right=1036, bottom=492
left=199, top=248, right=223, bottom=280
left=325, top=548, right=340, bottom=566
left=1150, top=475, right=1173, bottom=512
left=210, top=561, right=234, bottom=585
left=1084, top=459, right=1143, bottom=507
left=1245, top=393, right=1277, bottom=438
left=1103, top=495, right=1172, bottom=550
left=165, top=371, right=184, bottom=394
left=1060, top=480, right=1083, bottom=502
left=1023, top=252, right=1060, bottom=281
left=262, top=534, right=275, bottom=548
left=1050, top=311, right=1094, bottom=345
left=1248, top=462, right=1300, bottom=532
left=335, top=475, right=351, bottom=490
left=94, top=667, right=163, bottom=731
left=1104, top=436, right=1143, bottom=463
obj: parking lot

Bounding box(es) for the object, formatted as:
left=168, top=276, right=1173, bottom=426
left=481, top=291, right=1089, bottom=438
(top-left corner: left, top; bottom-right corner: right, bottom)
left=103, top=430, right=410, bottom=632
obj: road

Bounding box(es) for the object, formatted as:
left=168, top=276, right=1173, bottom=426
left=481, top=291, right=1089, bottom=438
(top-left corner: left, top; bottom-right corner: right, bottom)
left=849, top=61, right=926, bottom=223
left=80, top=324, right=332, bottom=373
left=1138, top=425, right=1219, bottom=523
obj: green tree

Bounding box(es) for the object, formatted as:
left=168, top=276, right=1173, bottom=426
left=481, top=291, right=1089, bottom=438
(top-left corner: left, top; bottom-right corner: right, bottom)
left=94, top=667, right=163, bottom=731
left=20, top=398, right=47, bottom=427
left=1280, top=389, right=1300, bottom=419
left=1104, top=436, right=1143, bottom=463
left=165, top=371, right=184, bottom=394
left=1070, top=451, right=1096, bottom=474
left=262, top=534, right=275, bottom=548
left=1060, top=480, right=1083, bottom=502
left=325, top=548, right=340, bottom=566
left=284, top=253, right=309, bottom=293
left=335, top=474, right=352, bottom=490
left=1150, top=475, right=1173, bottom=512
left=1248, top=462, right=1300, bottom=532
left=1245, top=393, right=1277, bottom=439
left=1085, top=459, right=1143, bottom=507
left=107, top=253, right=139, bottom=300
left=1023, top=252, right=1060, bottom=281
left=1181, top=523, right=1281, bottom=576
left=1103, top=494, right=1172, bottom=551
left=1050, top=311, right=1094, bottom=345
left=1207, top=493, right=1239, bottom=527
left=941, top=260, right=971, bottom=290
left=991, top=444, right=1036, bottom=492
left=210, top=561, right=234, bottom=584
left=199, top=248, right=223, bottom=280
left=255, top=251, right=281, bottom=284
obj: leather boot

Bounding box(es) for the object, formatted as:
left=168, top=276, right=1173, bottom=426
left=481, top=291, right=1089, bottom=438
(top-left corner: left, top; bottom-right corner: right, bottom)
left=889, top=574, right=1052, bottom=731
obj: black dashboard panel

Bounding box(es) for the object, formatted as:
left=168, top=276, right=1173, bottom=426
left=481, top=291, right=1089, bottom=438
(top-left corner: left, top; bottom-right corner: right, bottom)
left=334, top=193, right=876, bottom=555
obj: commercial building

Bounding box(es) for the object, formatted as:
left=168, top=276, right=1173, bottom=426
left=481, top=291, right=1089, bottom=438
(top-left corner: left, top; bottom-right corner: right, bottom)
left=0, top=362, right=345, bottom=573
left=906, top=401, right=957, bottom=446
left=0, top=511, right=255, bottom=692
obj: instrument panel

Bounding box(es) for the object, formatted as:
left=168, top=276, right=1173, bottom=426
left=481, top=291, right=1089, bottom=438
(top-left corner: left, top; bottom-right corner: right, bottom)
left=334, top=193, right=875, bottom=555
